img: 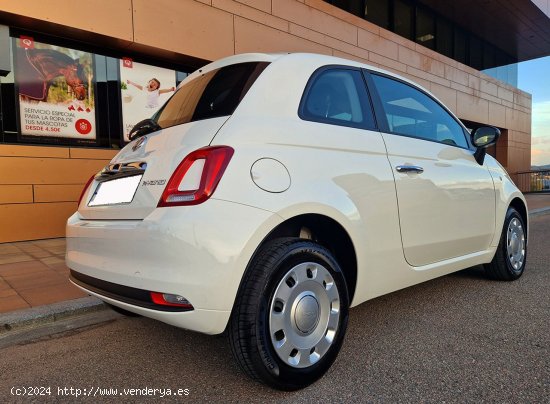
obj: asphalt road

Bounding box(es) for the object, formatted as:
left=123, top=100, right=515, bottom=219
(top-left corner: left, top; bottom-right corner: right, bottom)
left=1, top=215, right=549, bottom=403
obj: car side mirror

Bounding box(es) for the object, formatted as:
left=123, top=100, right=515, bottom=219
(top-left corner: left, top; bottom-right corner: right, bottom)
left=471, top=126, right=500, bottom=165
left=128, top=119, right=161, bottom=141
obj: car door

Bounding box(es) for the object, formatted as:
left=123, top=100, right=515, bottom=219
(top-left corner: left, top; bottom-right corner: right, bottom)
left=366, top=72, right=496, bottom=267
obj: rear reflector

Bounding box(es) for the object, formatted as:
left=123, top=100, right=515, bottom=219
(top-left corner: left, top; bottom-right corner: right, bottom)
left=150, top=292, right=193, bottom=309
left=78, top=174, right=96, bottom=206
left=158, top=146, right=234, bottom=207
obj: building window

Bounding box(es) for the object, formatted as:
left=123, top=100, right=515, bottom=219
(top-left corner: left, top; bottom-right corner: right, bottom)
left=483, top=42, right=497, bottom=70
left=416, top=7, right=435, bottom=50
left=0, top=30, right=192, bottom=149
left=364, top=0, right=390, bottom=29
left=469, top=35, right=483, bottom=70
left=453, top=27, right=468, bottom=65
left=435, top=17, right=453, bottom=58
left=331, top=0, right=364, bottom=17
left=393, top=0, right=413, bottom=40
left=324, top=0, right=519, bottom=86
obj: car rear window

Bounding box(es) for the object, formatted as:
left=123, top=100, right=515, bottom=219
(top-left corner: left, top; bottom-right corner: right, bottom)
left=154, top=62, right=269, bottom=129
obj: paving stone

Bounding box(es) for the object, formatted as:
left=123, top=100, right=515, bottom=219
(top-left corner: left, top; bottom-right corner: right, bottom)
left=40, top=256, right=65, bottom=266
left=17, top=283, right=87, bottom=307
left=0, top=260, right=51, bottom=277
left=3, top=271, right=66, bottom=292
left=0, top=294, right=30, bottom=313
left=0, top=254, right=34, bottom=265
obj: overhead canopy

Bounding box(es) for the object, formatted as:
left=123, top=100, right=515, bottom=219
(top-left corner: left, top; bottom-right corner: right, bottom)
left=417, top=0, right=550, bottom=62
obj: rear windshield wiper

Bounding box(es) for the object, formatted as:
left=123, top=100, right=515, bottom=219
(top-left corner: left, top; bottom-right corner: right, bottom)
left=128, top=119, right=161, bottom=141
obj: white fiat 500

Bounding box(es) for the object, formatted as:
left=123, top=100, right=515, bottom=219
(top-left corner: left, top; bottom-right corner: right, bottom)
left=67, top=53, right=528, bottom=390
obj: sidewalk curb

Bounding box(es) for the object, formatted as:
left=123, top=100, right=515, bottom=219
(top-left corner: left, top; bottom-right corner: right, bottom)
left=529, top=207, right=550, bottom=217
left=0, top=296, right=107, bottom=335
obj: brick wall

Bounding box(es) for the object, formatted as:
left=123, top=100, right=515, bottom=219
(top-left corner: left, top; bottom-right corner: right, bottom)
left=0, top=146, right=116, bottom=242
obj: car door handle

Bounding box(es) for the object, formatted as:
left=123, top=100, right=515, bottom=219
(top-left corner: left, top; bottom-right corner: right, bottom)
left=396, top=165, right=424, bottom=174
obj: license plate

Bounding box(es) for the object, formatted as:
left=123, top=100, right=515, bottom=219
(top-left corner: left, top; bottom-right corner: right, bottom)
left=88, top=175, right=142, bottom=206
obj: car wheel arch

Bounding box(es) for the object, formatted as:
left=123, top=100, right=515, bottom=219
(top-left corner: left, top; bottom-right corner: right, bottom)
left=233, top=213, right=358, bottom=317
left=509, top=197, right=528, bottom=240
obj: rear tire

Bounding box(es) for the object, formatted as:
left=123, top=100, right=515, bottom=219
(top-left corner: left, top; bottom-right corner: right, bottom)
left=484, top=207, right=527, bottom=281
left=229, top=238, right=349, bottom=390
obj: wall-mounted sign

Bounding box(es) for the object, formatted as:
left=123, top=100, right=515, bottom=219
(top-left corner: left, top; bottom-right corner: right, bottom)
left=120, top=59, right=176, bottom=142
left=14, top=36, right=97, bottom=141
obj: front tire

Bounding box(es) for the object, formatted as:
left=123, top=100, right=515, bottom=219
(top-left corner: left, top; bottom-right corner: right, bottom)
left=229, top=238, right=349, bottom=390
left=484, top=207, right=527, bottom=281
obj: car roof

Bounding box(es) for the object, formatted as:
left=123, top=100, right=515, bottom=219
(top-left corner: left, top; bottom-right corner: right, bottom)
left=183, top=52, right=430, bottom=94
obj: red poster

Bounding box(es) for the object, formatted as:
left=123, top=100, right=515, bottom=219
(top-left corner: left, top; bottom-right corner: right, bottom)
left=14, top=38, right=97, bottom=141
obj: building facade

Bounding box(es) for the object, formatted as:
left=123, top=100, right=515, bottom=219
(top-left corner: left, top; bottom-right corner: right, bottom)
left=0, top=0, right=548, bottom=242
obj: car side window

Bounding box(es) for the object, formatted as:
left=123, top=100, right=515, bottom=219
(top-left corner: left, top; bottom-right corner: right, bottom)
left=300, top=68, right=376, bottom=130
left=371, top=74, right=468, bottom=148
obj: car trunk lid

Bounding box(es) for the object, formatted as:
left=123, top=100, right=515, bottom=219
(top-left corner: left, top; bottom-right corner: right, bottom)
left=78, top=116, right=228, bottom=220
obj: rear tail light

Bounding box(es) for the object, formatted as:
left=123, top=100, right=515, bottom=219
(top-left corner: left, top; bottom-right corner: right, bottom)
left=150, top=292, right=193, bottom=309
left=158, top=146, right=234, bottom=207
left=78, top=175, right=96, bottom=206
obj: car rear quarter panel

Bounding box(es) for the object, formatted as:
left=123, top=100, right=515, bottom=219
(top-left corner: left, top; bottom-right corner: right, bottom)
left=211, top=111, right=406, bottom=306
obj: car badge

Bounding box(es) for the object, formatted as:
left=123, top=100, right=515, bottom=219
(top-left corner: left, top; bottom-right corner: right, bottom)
left=132, top=136, right=147, bottom=152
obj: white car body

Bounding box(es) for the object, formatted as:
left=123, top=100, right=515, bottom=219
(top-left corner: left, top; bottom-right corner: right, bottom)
left=67, top=52, right=527, bottom=338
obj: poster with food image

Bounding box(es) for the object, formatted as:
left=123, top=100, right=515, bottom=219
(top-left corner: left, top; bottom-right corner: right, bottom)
left=120, top=58, right=176, bottom=142
left=15, top=36, right=96, bottom=141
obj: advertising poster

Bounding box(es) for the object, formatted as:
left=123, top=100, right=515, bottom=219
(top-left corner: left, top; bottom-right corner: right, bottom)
left=120, top=58, right=176, bottom=142
left=14, top=36, right=96, bottom=141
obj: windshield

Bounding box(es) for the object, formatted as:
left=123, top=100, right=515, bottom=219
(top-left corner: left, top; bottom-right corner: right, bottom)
left=154, top=62, right=269, bottom=129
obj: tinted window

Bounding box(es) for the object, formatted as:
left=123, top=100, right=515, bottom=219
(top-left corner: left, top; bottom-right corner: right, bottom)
left=300, top=68, right=375, bottom=130
left=394, top=0, right=413, bottom=40
left=155, top=62, right=268, bottom=129
left=364, top=0, right=390, bottom=29
left=454, top=28, right=468, bottom=65
left=372, top=74, right=468, bottom=148
left=436, top=18, right=453, bottom=58
left=416, top=8, right=435, bottom=50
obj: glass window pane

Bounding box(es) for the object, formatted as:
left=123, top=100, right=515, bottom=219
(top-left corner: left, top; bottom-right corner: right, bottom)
left=394, top=0, right=413, bottom=40
left=301, top=69, right=375, bottom=129
left=176, top=71, right=188, bottom=86
left=372, top=74, right=468, bottom=148
left=454, top=28, right=467, bottom=64
left=469, top=35, right=483, bottom=70
left=436, top=18, right=453, bottom=58
left=364, top=0, right=389, bottom=29
left=483, top=42, right=496, bottom=70
left=0, top=70, right=17, bottom=142
left=416, top=8, right=435, bottom=50
left=155, top=62, right=268, bottom=129
left=331, top=0, right=364, bottom=17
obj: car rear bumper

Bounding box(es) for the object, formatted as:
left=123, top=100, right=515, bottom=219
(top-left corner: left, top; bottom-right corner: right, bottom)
left=66, top=198, right=281, bottom=334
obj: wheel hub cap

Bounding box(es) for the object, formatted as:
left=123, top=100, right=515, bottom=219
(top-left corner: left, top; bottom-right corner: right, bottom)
left=294, top=295, right=320, bottom=334
left=269, top=262, right=340, bottom=368
left=506, top=217, right=525, bottom=271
